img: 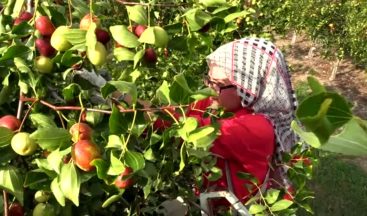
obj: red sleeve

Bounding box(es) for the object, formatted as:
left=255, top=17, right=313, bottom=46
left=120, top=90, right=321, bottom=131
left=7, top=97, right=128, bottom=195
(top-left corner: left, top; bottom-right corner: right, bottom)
left=209, top=112, right=275, bottom=200
left=154, top=98, right=212, bottom=130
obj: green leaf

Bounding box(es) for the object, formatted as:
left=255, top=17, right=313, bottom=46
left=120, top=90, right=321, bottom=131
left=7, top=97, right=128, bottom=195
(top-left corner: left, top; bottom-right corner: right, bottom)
left=184, top=8, right=212, bottom=31
left=47, top=149, right=63, bottom=174
left=138, top=26, right=169, bottom=48
left=133, top=49, right=145, bottom=68
left=199, top=0, right=227, bottom=7
left=188, top=126, right=217, bottom=148
left=191, top=88, right=216, bottom=101
left=248, top=204, right=267, bottom=214
left=29, top=113, right=57, bottom=128
left=0, top=167, right=24, bottom=205
left=23, top=170, right=50, bottom=189
left=321, top=118, right=367, bottom=155
left=70, top=0, right=89, bottom=17
left=85, top=111, right=104, bottom=126
left=51, top=177, right=66, bottom=206
left=106, top=135, right=124, bottom=149
left=291, top=121, right=321, bottom=148
left=296, top=92, right=352, bottom=143
left=91, top=159, right=109, bottom=180
left=35, top=158, right=54, bottom=172
left=12, top=21, right=33, bottom=36
left=107, top=152, right=125, bottom=175
left=0, top=127, right=13, bottom=147
left=30, top=127, right=71, bottom=151
left=0, top=146, right=17, bottom=163
left=101, top=81, right=137, bottom=104
left=207, top=166, right=222, bottom=181
left=265, top=189, right=280, bottom=205
left=124, top=151, right=145, bottom=172
left=126, top=5, right=147, bottom=25
left=61, top=50, right=83, bottom=67
left=59, top=163, right=81, bottom=206
left=14, top=57, right=31, bottom=73
left=102, top=194, right=122, bottom=208
left=143, top=148, right=156, bottom=161
left=307, top=76, right=326, bottom=94
left=62, top=83, right=81, bottom=102
left=109, top=25, right=140, bottom=48
left=236, top=171, right=259, bottom=185
left=156, top=81, right=171, bottom=105
left=11, top=0, right=25, bottom=18
left=0, top=45, right=32, bottom=61
left=170, top=74, right=193, bottom=104
left=109, top=105, right=128, bottom=135
left=114, top=47, right=135, bottom=61
left=86, top=22, right=97, bottom=49
left=270, top=199, right=293, bottom=212
left=179, top=143, right=186, bottom=172
left=224, top=10, right=251, bottom=23
left=64, top=29, right=86, bottom=45
left=177, top=117, right=198, bottom=140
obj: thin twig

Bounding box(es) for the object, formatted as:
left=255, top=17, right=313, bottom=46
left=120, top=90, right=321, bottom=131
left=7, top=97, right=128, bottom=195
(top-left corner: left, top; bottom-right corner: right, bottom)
left=19, top=96, right=189, bottom=114
left=3, top=191, right=8, bottom=216
left=17, top=99, right=39, bottom=132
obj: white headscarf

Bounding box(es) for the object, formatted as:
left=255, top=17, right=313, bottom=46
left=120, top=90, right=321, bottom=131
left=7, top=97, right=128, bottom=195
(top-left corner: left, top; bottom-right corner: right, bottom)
left=206, top=37, right=298, bottom=187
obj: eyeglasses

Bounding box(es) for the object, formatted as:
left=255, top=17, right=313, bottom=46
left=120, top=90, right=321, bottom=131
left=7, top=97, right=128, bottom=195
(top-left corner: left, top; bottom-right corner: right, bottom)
left=204, top=76, right=236, bottom=93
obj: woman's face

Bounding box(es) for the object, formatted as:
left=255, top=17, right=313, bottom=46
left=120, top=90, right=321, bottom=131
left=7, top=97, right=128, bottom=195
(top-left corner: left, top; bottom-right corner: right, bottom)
left=206, top=66, right=242, bottom=112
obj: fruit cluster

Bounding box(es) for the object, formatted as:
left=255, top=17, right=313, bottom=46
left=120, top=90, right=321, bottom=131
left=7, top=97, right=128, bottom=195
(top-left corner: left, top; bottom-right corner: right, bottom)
left=10, top=10, right=169, bottom=75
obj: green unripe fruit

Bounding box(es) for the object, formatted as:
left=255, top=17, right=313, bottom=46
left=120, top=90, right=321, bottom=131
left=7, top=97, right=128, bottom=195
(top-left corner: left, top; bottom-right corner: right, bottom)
left=34, top=190, right=51, bottom=203
left=32, top=203, right=56, bottom=216
left=11, top=132, right=38, bottom=156
left=50, top=26, right=72, bottom=51
left=34, top=56, right=53, bottom=73
left=87, top=42, right=107, bottom=66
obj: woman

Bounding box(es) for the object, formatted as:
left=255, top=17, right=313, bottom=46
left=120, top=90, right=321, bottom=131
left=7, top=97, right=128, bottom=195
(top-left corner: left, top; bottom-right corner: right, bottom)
left=187, top=37, right=298, bottom=204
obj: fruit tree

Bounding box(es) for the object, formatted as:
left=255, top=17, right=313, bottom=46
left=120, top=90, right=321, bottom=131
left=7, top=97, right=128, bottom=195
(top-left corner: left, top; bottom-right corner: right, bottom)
left=4, top=0, right=361, bottom=215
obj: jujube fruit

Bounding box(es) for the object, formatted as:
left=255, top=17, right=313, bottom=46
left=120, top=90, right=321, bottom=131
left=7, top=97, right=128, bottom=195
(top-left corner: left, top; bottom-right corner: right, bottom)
left=69, top=122, right=93, bottom=142
left=34, top=56, right=53, bottom=74
left=8, top=202, right=24, bottom=216
left=79, top=14, right=100, bottom=30
left=11, top=132, right=38, bottom=156
left=32, top=203, right=56, bottom=216
left=35, top=16, right=55, bottom=36
left=144, top=47, right=157, bottom=64
left=87, top=42, right=107, bottom=66
left=0, top=115, right=21, bottom=131
left=95, top=28, right=110, bottom=45
left=35, top=38, right=55, bottom=57
left=14, top=11, right=33, bottom=26
left=50, top=26, right=72, bottom=51
left=72, top=140, right=101, bottom=172
left=34, top=190, right=51, bottom=203
left=114, top=167, right=134, bottom=189
left=134, top=25, right=147, bottom=38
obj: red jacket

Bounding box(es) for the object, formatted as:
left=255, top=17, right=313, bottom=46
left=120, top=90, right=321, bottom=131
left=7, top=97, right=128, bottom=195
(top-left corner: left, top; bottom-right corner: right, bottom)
left=187, top=98, right=275, bottom=201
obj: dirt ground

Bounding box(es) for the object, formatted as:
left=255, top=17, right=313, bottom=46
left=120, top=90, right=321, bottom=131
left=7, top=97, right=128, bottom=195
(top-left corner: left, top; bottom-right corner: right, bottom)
left=275, top=33, right=367, bottom=119
left=274, top=33, right=367, bottom=172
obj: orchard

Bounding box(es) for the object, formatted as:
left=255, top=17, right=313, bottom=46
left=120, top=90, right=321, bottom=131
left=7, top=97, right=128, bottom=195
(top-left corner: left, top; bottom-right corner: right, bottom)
left=0, top=0, right=366, bottom=215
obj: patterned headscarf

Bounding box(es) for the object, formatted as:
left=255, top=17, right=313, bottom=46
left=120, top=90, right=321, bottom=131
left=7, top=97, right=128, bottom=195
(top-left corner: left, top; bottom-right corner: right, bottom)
left=206, top=37, right=298, bottom=187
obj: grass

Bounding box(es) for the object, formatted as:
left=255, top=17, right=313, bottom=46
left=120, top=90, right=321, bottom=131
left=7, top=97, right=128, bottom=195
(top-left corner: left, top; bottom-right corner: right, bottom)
left=294, top=82, right=367, bottom=216
left=298, top=154, right=367, bottom=216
